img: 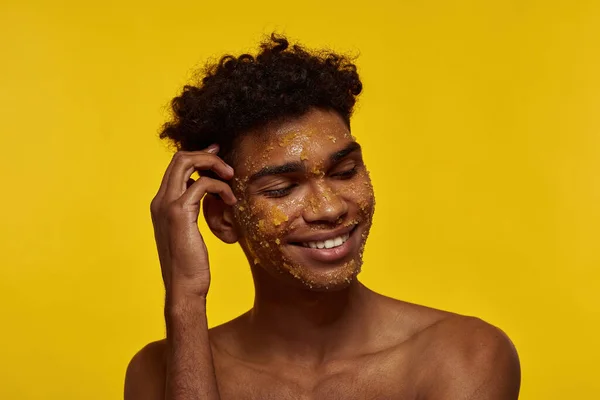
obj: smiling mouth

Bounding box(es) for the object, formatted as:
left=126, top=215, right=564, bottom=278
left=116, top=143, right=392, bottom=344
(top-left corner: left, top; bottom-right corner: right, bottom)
left=301, top=232, right=350, bottom=249
left=290, top=225, right=358, bottom=249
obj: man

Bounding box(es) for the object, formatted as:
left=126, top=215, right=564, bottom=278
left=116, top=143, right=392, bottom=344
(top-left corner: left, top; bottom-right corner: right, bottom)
left=125, top=34, right=521, bottom=399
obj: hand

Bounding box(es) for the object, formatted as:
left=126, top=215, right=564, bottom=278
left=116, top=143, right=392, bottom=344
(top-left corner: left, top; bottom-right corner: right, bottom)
left=150, top=145, right=237, bottom=297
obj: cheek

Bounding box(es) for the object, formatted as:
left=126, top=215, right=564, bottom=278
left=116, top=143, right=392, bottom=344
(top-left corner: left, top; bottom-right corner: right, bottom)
left=337, top=169, right=375, bottom=210
left=360, top=171, right=376, bottom=209
left=360, top=173, right=376, bottom=218
left=234, top=198, right=300, bottom=257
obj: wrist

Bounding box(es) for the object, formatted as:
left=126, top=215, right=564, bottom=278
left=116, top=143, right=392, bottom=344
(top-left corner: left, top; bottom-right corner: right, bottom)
left=167, top=270, right=210, bottom=298
left=165, top=286, right=208, bottom=318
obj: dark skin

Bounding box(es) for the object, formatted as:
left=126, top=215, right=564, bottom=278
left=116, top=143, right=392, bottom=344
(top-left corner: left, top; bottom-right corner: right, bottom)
left=125, top=109, right=521, bottom=400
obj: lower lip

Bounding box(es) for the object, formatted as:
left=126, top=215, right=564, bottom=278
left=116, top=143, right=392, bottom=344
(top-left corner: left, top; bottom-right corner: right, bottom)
left=290, top=227, right=357, bottom=263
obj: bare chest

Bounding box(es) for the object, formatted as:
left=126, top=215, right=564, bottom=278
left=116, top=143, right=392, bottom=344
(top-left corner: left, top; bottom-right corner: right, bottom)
left=213, top=350, right=419, bottom=400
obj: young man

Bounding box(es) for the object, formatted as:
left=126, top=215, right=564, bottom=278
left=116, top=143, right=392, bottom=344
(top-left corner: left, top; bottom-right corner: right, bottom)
left=125, top=35, right=521, bottom=399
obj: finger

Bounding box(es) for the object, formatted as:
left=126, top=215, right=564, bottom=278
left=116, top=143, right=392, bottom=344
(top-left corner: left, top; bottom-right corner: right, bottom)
left=186, top=178, right=195, bottom=189
left=179, top=176, right=238, bottom=206
left=165, top=152, right=234, bottom=201
left=155, top=156, right=177, bottom=200
left=156, top=144, right=219, bottom=200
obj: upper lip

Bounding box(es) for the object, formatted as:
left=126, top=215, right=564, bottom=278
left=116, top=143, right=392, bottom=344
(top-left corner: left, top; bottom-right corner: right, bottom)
left=287, top=224, right=357, bottom=244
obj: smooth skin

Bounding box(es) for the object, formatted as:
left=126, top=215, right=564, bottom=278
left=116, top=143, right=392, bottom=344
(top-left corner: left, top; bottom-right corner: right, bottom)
left=125, top=109, right=521, bottom=400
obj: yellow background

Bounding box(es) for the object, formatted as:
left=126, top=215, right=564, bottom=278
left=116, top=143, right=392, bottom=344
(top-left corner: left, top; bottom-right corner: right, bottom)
left=1, top=0, right=598, bottom=398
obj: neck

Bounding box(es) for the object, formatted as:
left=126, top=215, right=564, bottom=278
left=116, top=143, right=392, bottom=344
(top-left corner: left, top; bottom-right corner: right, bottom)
left=242, top=266, right=377, bottom=365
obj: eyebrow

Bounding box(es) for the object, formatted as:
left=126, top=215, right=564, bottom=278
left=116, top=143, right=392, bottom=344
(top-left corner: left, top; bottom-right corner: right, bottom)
left=248, top=141, right=362, bottom=183
left=330, top=141, right=362, bottom=165
left=248, top=161, right=305, bottom=182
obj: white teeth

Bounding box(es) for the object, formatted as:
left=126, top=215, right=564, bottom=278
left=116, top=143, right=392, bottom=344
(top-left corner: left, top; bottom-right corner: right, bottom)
left=303, top=233, right=350, bottom=249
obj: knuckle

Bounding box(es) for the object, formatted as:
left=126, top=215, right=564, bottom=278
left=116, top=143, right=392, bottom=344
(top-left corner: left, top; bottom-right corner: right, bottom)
left=216, top=157, right=228, bottom=167
left=173, top=151, right=188, bottom=163
left=165, top=203, right=183, bottom=222
left=204, top=153, right=220, bottom=163
left=150, top=197, right=161, bottom=214
left=195, top=176, right=209, bottom=186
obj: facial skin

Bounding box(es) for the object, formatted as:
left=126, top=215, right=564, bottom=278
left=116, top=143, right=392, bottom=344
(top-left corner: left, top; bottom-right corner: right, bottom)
left=207, top=108, right=375, bottom=291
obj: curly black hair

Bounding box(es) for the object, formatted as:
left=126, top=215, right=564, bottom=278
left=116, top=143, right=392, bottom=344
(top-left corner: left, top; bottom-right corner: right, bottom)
left=160, top=33, right=362, bottom=162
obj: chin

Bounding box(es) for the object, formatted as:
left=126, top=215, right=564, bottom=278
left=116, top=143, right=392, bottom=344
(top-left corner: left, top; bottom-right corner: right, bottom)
left=284, top=257, right=363, bottom=292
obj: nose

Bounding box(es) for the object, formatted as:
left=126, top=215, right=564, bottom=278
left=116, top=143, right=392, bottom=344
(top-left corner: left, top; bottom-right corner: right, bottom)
left=302, top=182, right=348, bottom=224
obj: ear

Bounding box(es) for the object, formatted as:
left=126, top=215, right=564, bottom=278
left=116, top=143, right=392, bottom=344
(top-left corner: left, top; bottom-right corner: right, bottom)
left=203, top=194, right=239, bottom=244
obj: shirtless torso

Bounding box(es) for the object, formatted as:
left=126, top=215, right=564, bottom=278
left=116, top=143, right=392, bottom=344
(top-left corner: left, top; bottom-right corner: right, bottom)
left=126, top=288, right=520, bottom=400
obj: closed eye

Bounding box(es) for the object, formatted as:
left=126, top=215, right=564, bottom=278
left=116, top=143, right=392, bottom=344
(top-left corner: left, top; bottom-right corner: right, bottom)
left=263, top=167, right=357, bottom=198
left=263, top=184, right=298, bottom=198
left=331, top=166, right=358, bottom=179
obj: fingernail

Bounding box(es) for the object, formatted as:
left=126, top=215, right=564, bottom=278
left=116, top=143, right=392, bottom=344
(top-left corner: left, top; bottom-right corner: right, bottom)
left=207, top=144, right=219, bottom=154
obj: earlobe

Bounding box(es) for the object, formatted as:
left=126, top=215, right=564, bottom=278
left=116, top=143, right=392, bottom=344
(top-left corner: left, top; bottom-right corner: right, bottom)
left=203, top=194, right=239, bottom=244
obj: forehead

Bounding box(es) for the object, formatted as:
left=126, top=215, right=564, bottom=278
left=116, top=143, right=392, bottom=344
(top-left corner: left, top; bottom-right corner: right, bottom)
left=233, top=108, right=352, bottom=172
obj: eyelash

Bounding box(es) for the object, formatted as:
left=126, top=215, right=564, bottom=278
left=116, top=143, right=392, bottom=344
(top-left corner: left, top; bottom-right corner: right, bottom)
left=263, top=167, right=358, bottom=198
left=334, top=167, right=358, bottom=179
left=264, top=186, right=296, bottom=198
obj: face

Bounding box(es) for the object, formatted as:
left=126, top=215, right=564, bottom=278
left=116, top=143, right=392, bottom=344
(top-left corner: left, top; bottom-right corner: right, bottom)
left=229, top=108, right=375, bottom=291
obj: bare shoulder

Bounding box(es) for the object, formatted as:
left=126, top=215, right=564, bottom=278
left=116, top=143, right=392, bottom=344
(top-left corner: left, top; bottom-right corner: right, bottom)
left=372, top=292, right=458, bottom=341
left=373, top=294, right=520, bottom=399
left=124, top=339, right=167, bottom=400
left=415, top=315, right=521, bottom=399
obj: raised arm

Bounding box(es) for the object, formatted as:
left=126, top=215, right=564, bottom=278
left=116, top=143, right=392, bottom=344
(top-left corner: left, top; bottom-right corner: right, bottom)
left=125, top=144, right=237, bottom=400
